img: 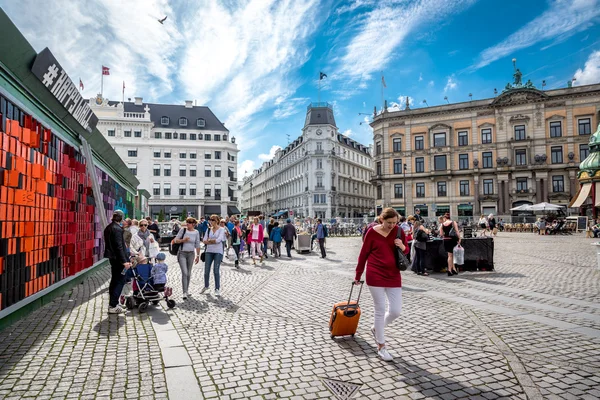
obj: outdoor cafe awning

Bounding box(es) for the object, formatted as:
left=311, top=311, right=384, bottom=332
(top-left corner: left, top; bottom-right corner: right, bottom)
left=569, top=183, right=592, bottom=208
left=273, top=210, right=288, bottom=217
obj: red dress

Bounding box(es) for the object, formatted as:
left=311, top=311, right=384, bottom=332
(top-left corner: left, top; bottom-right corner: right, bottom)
left=355, top=226, right=404, bottom=288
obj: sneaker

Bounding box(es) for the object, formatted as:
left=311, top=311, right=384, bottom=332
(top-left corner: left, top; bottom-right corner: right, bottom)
left=200, top=287, right=208, bottom=294
left=108, top=306, right=125, bottom=314
left=377, top=346, right=394, bottom=361
left=182, top=293, right=188, bottom=300
left=215, top=289, right=220, bottom=296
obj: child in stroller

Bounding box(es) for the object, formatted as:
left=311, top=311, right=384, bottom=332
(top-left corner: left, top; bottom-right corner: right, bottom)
left=123, top=252, right=176, bottom=312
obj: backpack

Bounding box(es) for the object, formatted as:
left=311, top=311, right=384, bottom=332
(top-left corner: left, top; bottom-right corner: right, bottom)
left=323, top=224, right=328, bottom=237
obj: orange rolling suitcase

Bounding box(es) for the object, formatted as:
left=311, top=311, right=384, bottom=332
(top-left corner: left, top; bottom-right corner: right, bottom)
left=329, top=281, right=363, bottom=339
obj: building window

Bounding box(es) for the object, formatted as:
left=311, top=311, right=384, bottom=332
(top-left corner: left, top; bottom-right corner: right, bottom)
left=215, top=169, right=221, bottom=178
left=153, top=165, right=160, bottom=176
left=128, top=164, right=137, bottom=175
left=190, top=186, right=197, bottom=196
left=434, top=155, right=447, bottom=171
left=190, top=133, right=197, bottom=140
left=516, top=178, right=528, bottom=192
left=205, top=169, right=211, bottom=177
left=127, top=150, right=137, bottom=157
left=482, top=152, right=493, bottom=168
left=460, top=180, right=470, bottom=196
left=190, top=169, right=197, bottom=177
left=393, top=138, right=402, bottom=152
left=205, top=188, right=211, bottom=197
left=551, top=146, right=563, bottom=164
left=180, top=153, right=186, bottom=159
left=179, top=186, right=186, bottom=196
left=190, top=153, right=197, bottom=159
left=415, top=157, right=425, bottom=173
left=415, top=136, right=424, bottom=150
left=107, top=129, right=115, bottom=137
left=552, top=176, right=564, bottom=192
left=197, top=118, right=205, bottom=128
left=205, top=153, right=211, bottom=160
left=580, top=144, right=589, bottom=161
left=579, top=118, right=591, bottom=135
left=549, top=121, right=562, bottom=138
left=394, top=184, right=403, bottom=198
left=214, top=135, right=221, bottom=141
left=179, top=169, right=186, bottom=177
left=164, top=186, right=171, bottom=196
left=223, top=135, right=228, bottom=141
left=317, top=159, right=323, bottom=169
left=153, top=186, right=160, bottom=196
left=165, top=132, right=172, bottom=139
left=164, top=152, right=171, bottom=158
left=514, top=125, right=526, bottom=141
left=393, top=159, right=402, bottom=174
left=416, top=183, right=425, bottom=198
left=483, top=179, right=493, bottom=195
left=215, top=151, right=221, bottom=160
left=179, top=117, right=187, bottom=127
left=459, top=154, right=469, bottom=170
left=377, top=186, right=382, bottom=199
left=376, top=142, right=382, bottom=155
left=376, top=162, right=382, bottom=175
left=458, top=131, right=468, bottom=146
left=154, top=132, right=162, bottom=139
left=437, top=181, right=447, bottom=197
left=515, top=149, right=527, bottom=166
left=164, top=166, right=171, bottom=176
left=316, top=142, right=323, bottom=150
left=124, top=130, right=132, bottom=137
left=321, top=194, right=326, bottom=203
left=481, top=128, right=492, bottom=144
left=161, top=116, right=169, bottom=125
left=134, top=130, right=142, bottom=138
left=204, top=134, right=211, bottom=141
left=433, top=133, right=446, bottom=147
left=154, top=151, right=161, bottom=158
left=180, top=133, right=187, bottom=140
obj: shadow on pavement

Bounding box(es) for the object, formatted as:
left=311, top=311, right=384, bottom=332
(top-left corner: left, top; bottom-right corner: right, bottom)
left=93, top=316, right=126, bottom=337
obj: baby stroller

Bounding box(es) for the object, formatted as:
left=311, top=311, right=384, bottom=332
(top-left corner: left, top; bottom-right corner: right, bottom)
left=123, top=263, right=176, bottom=312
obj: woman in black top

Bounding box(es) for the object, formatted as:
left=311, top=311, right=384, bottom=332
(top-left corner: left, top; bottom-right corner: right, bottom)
left=488, top=214, right=497, bottom=236
left=267, top=217, right=275, bottom=255
left=440, top=213, right=460, bottom=276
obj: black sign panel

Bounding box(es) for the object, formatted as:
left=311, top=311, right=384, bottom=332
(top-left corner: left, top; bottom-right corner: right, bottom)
left=31, top=48, right=98, bottom=133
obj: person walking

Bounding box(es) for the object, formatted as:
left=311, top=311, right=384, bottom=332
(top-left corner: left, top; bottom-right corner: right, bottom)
left=440, top=213, right=461, bottom=276
left=201, top=215, right=227, bottom=296
left=270, top=221, right=282, bottom=257
left=354, top=208, right=405, bottom=361
left=248, top=217, right=265, bottom=265
left=172, top=217, right=201, bottom=300
left=226, top=217, right=234, bottom=253
left=196, top=216, right=209, bottom=239
left=147, top=217, right=161, bottom=241
left=103, top=211, right=131, bottom=314
left=267, top=217, right=275, bottom=255
left=231, top=220, right=243, bottom=268
left=412, top=220, right=430, bottom=276
left=137, top=220, right=158, bottom=261
left=281, top=218, right=297, bottom=258
left=259, top=215, right=269, bottom=259
left=478, top=215, right=488, bottom=237
left=316, top=218, right=326, bottom=258
left=488, top=214, right=497, bottom=236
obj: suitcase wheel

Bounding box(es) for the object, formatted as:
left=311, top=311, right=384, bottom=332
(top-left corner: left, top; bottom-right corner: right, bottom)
left=330, top=335, right=334, bottom=339
left=351, top=334, right=355, bottom=337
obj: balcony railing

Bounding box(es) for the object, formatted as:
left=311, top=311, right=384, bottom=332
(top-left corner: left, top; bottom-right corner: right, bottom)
left=314, top=149, right=324, bottom=155
left=315, top=185, right=325, bottom=191
left=307, top=102, right=332, bottom=111
left=124, top=112, right=146, bottom=119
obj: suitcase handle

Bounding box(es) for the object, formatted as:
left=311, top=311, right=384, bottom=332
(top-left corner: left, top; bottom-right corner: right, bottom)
left=348, top=281, right=364, bottom=306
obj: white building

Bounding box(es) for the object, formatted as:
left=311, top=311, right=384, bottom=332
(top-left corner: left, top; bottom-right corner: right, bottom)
left=241, top=102, right=374, bottom=219
left=91, top=97, right=240, bottom=219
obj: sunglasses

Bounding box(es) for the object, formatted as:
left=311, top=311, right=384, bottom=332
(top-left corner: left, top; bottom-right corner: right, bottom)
left=140, top=224, right=148, bottom=227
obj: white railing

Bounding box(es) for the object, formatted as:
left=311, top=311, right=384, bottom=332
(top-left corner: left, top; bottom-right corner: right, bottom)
left=124, top=112, right=146, bottom=119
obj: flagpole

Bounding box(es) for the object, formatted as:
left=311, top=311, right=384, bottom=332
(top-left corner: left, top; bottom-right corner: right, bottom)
left=318, top=78, right=321, bottom=103
left=101, top=67, right=104, bottom=99
left=381, top=72, right=384, bottom=112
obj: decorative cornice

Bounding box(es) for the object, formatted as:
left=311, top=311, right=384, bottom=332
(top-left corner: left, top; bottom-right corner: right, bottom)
left=428, top=123, right=452, bottom=132
left=545, top=114, right=565, bottom=121
left=509, top=114, right=530, bottom=123
left=477, top=110, right=495, bottom=117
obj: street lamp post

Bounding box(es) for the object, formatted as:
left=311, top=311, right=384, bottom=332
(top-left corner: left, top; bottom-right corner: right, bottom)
left=250, top=182, right=253, bottom=212
left=403, top=163, right=407, bottom=214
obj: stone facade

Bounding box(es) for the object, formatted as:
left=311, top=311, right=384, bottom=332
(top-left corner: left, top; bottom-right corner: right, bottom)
left=370, top=82, right=600, bottom=220
left=241, top=103, right=375, bottom=219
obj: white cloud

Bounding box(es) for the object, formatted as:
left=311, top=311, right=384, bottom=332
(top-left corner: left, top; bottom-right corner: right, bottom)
left=444, top=76, right=457, bottom=92
left=386, top=96, right=414, bottom=112
left=428, top=80, right=435, bottom=87
left=342, top=129, right=354, bottom=137
left=258, top=145, right=282, bottom=161
left=471, top=0, right=600, bottom=70
left=574, top=50, right=600, bottom=85
left=419, top=72, right=423, bottom=81
left=238, top=160, right=256, bottom=178
left=273, top=97, right=310, bottom=120
left=362, top=101, right=367, bottom=107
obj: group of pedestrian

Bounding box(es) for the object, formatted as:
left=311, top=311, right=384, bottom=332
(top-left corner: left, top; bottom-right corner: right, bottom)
left=478, top=214, right=498, bottom=237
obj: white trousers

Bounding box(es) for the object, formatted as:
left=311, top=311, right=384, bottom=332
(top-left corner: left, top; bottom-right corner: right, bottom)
left=251, top=241, right=263, bottom=258
left=368, top=286, right=403, bottom=345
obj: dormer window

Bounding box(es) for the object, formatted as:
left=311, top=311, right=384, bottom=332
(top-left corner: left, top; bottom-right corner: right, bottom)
left=197, top=118, right=206, bottom=128
left=161, top=116, right=169, bottom=126
left=179, top=117, right=188, bottom=127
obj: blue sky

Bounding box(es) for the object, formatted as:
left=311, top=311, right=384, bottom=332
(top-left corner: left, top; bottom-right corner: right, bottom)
left=2, top=0, right=600, bottom=177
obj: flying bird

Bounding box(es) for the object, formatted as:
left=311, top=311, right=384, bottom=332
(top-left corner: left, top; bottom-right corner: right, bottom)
left=158, top=16, right=167, bottom=24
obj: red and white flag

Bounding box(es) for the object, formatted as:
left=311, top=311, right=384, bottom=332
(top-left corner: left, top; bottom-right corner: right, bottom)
left=79, top=78, right=84, bottom=90
left=102, top=66, right=110, bottom=75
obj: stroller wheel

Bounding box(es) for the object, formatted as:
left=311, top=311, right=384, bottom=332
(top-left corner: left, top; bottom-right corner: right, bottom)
left=166, top=299, right=176, bottom=309
left=125, top=297, right=135, bottom=310
left=139, top=302, right=149, bottom=313
left=152, top=301, right=160, bottom=305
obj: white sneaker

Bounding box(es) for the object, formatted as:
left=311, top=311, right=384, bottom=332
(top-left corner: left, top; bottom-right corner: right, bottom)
left=182, top=293, right=188, bottom=300
left=108, top=306, right=125, bottom=314
left=200, top=287, right=208, bottom=294
left=377, top=346, right=393, bottom=361
left=214, top=289, right=220, bottom=297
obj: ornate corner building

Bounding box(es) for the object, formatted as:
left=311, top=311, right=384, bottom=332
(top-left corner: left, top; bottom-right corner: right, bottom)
left=370, top=73, right=600, bottom=220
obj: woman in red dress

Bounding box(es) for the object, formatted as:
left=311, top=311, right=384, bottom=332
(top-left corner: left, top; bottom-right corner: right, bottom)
left=355, top=208, right=406, bottom=361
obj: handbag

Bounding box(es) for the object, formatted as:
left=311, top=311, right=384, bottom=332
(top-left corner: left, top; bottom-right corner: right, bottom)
left=395, top=227, right=409, bottom=271
left=169, top=229, right=186, bottom=256
left=449, top=223, right=459, bottom=239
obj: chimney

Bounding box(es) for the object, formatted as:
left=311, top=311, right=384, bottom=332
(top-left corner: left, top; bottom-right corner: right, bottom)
left=134, top=97, right=143, bottom=105
left=185, top=100, right=193, bottom=108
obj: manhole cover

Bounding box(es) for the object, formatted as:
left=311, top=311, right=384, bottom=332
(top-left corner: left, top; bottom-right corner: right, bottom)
left=322, top=378, right=361, bottom=400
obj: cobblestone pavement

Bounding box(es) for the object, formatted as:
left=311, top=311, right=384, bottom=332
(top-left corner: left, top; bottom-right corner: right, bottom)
left=0, top=233, right=599, bottom=399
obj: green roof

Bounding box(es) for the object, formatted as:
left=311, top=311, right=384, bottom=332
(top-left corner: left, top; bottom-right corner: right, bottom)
left=579, top=122, right=600, bottom=180
left=0, top=8, right=139, bottom=192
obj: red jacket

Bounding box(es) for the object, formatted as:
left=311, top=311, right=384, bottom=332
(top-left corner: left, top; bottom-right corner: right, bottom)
left=355, top=225, right=404, bottom=288
left=247, top=223, right=264, bottom=243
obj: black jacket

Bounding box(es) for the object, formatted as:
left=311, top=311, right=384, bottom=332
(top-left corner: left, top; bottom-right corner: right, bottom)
left=281, top=223, right=297, bottom=241
left=103, top=221, right=128, bottom=263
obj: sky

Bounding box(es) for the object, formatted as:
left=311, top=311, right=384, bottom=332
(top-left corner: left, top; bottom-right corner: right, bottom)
left=2, top=0, right=600, bottom=179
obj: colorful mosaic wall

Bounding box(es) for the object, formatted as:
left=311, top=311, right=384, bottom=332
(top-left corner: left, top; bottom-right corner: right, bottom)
left=0, top=94, right=133, bottom=310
